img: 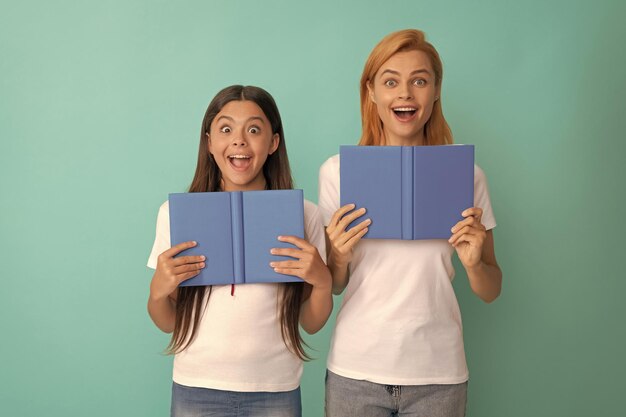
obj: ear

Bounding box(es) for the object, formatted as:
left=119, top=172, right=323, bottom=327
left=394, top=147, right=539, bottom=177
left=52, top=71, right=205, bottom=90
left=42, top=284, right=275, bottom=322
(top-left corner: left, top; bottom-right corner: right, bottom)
left=206, top=132, right=213, bottom=155
left=269, top=133, right=280, bottom=155
left=366, top=81, right=376, bottom=104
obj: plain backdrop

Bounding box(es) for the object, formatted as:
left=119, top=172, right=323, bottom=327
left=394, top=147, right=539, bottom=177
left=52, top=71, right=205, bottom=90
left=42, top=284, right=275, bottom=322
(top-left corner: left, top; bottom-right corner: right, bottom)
left=1, top=1, right=625, bottom=416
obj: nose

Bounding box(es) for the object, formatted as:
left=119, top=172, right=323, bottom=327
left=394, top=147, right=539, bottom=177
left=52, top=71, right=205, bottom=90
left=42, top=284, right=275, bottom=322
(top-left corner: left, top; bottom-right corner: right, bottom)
left=231, top=129, right=248, bottom=147
left=398, top=83, right=412, bottom=100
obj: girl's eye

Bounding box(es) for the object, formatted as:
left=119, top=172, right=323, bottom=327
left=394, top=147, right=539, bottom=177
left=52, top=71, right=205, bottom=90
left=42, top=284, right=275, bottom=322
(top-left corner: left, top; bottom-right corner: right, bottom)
left=384, top=79, right=397, bottom=87
left=220, top=126, right=231, bottom=133
left=413, top=79, right=427, bottom=86
left=248, top=126, right=260, bottom=134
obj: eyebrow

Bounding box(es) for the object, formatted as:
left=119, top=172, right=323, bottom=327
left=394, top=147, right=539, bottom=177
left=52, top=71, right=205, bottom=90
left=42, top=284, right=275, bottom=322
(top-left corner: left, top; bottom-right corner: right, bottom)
left=216, top=115, right=266, bottom=124
left=380, top=68, right=432, bottom=77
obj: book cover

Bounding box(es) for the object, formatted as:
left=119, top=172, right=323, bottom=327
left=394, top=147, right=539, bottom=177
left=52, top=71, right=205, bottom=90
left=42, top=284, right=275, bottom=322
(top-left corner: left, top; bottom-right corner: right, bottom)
left=340, top=145, right=474, bottom=240
left=169, top=189, right=305, bottom=286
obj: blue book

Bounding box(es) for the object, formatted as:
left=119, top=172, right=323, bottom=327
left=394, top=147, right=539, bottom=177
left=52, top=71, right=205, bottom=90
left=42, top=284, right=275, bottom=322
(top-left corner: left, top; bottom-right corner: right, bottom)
left=168, top=189, right=305, bottom=287
left=340, top=145, right=474, bottom=240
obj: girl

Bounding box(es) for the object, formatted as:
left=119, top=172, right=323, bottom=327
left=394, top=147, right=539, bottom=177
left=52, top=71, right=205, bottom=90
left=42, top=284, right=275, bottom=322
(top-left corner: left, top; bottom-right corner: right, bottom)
left=319, top=30, right=503, bottom=417
left=147, top=85, right=333, bottom=417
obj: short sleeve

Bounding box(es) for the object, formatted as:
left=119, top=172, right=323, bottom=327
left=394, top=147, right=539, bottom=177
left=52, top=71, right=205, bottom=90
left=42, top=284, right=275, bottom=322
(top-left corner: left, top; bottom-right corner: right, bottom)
left=303, top=200, right=327, bottom=263
left=147, top=201, right=171, bottom=269
left=317, top=154, right=341, bottom=226
left=474, top=165, right=497, bottom=231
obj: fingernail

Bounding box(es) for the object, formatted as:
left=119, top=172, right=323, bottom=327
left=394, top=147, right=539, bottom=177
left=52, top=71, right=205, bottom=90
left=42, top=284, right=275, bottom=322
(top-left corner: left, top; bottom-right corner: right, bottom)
left=366, top=218, right=372, bottom=224
left=270, top=249, right=276, bottom=254
left=200, top=262, right=205, bottom=267
left=270, top=262, right=276, bottom=267
left=201, top=256, right=206, bottom=260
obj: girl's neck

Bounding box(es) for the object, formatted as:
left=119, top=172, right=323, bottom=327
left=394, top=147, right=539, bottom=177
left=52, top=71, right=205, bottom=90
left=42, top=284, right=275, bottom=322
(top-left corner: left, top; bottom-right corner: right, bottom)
left=219, top=177, right=268, bottom=192
left=384, top=131, right=426, bottom=147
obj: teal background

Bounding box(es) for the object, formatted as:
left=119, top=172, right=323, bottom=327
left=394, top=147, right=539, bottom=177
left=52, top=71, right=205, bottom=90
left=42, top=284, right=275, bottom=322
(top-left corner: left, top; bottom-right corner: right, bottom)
left=1, top=0, right=624, bottom=416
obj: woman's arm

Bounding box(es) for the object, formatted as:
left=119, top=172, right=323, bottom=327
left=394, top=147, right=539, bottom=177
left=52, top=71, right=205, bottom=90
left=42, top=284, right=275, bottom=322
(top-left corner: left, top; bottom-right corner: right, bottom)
left=449, top=207, right=502, bottom=303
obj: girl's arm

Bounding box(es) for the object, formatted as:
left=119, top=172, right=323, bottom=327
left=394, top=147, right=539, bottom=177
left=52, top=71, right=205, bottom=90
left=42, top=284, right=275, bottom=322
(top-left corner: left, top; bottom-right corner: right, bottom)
left=148, top=241, right=205, bottom=333
left=449, top=207, right=502, bottom=303
left=325, top=204, right=370, bottom=294
left=270, top=236, right=333, bottom=334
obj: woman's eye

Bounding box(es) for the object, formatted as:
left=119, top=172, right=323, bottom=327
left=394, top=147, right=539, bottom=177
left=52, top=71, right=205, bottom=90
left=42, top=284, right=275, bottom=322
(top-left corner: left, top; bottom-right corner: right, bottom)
left=220, top=126, right=231, bottom=133
left=384, top=79, right=397, bottom=87
left=413, top=79, right=427, bottom=86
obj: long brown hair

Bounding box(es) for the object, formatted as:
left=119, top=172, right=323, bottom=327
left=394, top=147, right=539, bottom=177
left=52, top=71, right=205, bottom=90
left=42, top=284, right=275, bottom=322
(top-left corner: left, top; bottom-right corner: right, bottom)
left=166, top=85, right=309, bottom=360
left=359, top=29, right=453, bottom=146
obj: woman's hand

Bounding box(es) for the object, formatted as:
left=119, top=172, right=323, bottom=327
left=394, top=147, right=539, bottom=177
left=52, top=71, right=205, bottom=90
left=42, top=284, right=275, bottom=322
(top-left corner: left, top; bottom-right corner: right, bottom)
left=150, top=241, right=205, bottom=302
left=449, top=207, right=487, bottom=269
left=326, top=204, right=371, bottom=266
left=270, top=236, right=332, bottom=291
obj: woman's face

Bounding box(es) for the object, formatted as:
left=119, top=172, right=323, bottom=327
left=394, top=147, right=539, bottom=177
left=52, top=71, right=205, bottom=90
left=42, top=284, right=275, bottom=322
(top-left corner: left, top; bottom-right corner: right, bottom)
left=208, top=100, right=279, bottom=192
left=368, top=50, right=439, bottom=146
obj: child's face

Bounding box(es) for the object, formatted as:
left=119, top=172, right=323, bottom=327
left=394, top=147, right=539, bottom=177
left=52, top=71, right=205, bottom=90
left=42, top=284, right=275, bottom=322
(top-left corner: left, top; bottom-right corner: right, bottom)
left=208, top=100, right=279, bottom=192
left=367, top=50, right=439, bottom=146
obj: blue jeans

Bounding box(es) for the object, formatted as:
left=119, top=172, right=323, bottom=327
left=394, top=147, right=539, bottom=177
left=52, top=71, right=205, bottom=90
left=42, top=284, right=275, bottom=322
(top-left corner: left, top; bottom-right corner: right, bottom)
left=171, top=382, right=301, bottom=417
left=325, top=370, right=467, bottom=417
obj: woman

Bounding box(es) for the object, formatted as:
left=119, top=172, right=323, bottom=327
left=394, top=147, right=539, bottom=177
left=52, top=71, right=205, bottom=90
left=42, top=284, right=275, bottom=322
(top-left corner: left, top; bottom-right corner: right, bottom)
left=318, top=29, right=502, bottom=417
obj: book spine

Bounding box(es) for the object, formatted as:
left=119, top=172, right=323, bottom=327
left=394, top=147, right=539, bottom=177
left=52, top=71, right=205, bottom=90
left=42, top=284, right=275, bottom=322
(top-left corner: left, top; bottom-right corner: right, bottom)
left=401, top=147, right=414, bottom=240
left=231, top=192, right=245, bottom=284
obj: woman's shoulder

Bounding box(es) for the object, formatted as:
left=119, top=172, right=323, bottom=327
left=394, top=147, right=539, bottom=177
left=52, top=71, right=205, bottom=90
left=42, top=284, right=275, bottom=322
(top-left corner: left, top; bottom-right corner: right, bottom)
left=319, top=153, right=340, bottom=181
left=303, top=198, right=320, bottom=218
left=320, top=153, right=340, bottom=171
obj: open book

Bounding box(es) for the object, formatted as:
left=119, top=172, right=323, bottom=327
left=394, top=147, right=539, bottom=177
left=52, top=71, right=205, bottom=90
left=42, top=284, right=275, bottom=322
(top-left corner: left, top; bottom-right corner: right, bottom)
left=340, top=145, right=474, bottom=240
left=169, top=189, right=304, bottom=287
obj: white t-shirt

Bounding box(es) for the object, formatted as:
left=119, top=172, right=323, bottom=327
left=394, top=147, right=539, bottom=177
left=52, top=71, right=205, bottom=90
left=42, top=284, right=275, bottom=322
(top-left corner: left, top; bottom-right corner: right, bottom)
left=147, top=198, right=326, bottom=392
left=318, top=154, right=496, bottom=385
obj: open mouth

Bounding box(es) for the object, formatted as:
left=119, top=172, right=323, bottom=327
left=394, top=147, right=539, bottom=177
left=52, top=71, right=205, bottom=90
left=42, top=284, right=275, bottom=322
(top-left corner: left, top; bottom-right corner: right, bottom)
left=228, top=154, right=252, bottom=170
left=393, top=107, right=417, bottom=121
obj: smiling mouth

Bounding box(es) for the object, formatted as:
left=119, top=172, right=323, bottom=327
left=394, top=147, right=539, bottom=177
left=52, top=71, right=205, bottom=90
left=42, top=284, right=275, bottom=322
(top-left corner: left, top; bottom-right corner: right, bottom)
left=393, top=107, right=417, bottom=121
left=228, top=155, right=252, bottom=170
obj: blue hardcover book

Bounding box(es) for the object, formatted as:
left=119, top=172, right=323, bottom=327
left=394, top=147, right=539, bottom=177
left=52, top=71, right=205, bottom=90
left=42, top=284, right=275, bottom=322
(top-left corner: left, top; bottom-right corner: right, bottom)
left=340, top=145, right=474, bottom=240
left=169, top=189, right=305, bottom=286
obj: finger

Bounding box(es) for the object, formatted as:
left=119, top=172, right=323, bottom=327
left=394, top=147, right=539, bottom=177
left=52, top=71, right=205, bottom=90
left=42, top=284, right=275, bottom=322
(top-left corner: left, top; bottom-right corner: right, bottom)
left=272, top=268, right=304, bottom=278
left=461, top=207, right=483, bottom=219
left=162, top=241, right=197, bottom=258
left=449, top=226, right=485, bottom=245
left=173, top=262, right=205, bottom=275
left=270, top=260, right=302, bottom=269
left=339, top=226, right=369, bottom=250
left=328, top=204, right=357, bottom=229
left=335, top=208, right=368, bottom=235
left=452, top=233, right=481, bottom=248
left=172, top=255, right=206, bottom=266
left=177, top=270, right=202, bottom=284
left=334, top=218, right=371, bottom=247
left=275, top=235, right=310, bottom=250
left=271, top=247, right=304, bottom=259
left=451, top=214, right=484, bottom=233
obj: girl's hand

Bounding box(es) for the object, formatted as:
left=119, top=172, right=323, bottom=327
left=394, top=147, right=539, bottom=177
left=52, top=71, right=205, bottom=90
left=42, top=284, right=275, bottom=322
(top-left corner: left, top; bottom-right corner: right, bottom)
left=270, top=236, right=332, bottom=291
left=150, top=241, right=205, bottom=301
left=326, top=204, right=371, bottom=266
left=449, top=207, right=487, bottom=268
